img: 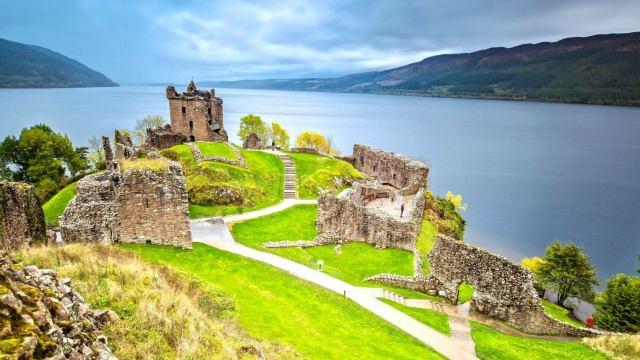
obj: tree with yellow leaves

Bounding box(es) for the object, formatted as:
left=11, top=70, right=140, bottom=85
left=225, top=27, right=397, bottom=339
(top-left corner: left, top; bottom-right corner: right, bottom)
left=446, top=191, right=467, bottom=212
left=295, top=131, right=330, bottom=154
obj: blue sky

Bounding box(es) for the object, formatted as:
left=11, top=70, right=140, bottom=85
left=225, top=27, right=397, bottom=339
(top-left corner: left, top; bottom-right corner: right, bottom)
left=1, top=0, right=638, bottom=83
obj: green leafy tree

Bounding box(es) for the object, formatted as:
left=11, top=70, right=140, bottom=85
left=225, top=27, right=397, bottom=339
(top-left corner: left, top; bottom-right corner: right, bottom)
left=0, top=124, right=86, bottom=199
left=296, top=131, right=330, bottom=153
left=269, top=122, right=290, bottom=150
left=237, top=114, right=269, bottom=143
left=537, top=240, right=600, bottom=307
left=593, top=274, right=640, bottom=333
left=87, top=135, right=106, bottom=170
left=133, top=115, right=166, bottom=145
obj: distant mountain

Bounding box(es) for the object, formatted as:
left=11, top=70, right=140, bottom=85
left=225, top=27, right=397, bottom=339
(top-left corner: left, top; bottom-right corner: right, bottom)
left=208, top=32, right=640, bottom=106
left=0, top=38, right=118, bottom=88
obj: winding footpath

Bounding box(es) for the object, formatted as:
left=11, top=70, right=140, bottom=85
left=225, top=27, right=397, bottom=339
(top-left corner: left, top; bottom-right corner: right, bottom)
left=191, top=149, right=479, bottom=359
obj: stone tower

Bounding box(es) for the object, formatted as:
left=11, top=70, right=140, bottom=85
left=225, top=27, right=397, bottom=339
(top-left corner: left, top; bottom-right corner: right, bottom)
left=166, top=81, right=228, bottom=142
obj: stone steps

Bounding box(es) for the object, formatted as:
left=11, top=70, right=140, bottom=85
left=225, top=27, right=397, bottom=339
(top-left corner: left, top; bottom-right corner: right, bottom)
left=279, top=153, right=297, bottom=200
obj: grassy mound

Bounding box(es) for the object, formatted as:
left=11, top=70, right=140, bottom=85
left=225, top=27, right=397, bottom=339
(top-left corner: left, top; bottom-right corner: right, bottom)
left=195, top=142, right=238, bottom=160
left=287, top=152, right=364, bottom=199
left=162, top=144, right=283, bottom=218
left=42, top=181, right=77, bottom=227
left=15, top=245, right=301, bottom=359
left=125, top=243, right=447, bottom=359
left=470, top=321, right=610, bottom=360
left=541, top=299, right=586, bottom=328
left=379, top=298, right=451, bottom=336
left=230, top=204, right=438, bottom=300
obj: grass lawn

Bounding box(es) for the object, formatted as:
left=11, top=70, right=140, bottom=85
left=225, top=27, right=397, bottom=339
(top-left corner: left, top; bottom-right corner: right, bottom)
left=379, top=298, right=451, bottom=336
left=458, top=283, right=475, bottom=304
left=162, top=144, right=283, bottom=218
left=122, top=243, right=447, bottom=360
left=287, top=152, right=364, bottom=199
left=230, top=204, right=440, bottom=300
left=43, top=181, right=78, bottom=227
left=416, top=219, right=437, bottom=274
left=541, top=299, right=586, bottom=328
left=196, top=142, right=238, bottom=160
left=470, top=321, right=610, bottom=360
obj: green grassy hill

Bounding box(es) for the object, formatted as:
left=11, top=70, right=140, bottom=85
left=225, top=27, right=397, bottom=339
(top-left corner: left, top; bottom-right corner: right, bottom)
left=0, top=37, right=118, bottom=88
left=43, top=181, right=78, bottom=227
left=287, top=152, right=364, bottom=199
left=208, top=32, right=640, bottom=106
left=162, top=144, right=284, bottom=218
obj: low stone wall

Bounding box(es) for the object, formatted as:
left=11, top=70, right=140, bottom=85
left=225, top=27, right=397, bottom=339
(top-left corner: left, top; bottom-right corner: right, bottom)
left=290, top=146, right=332, bottom=158
left=352, top=144, right=428, bottom=195
left=336, top=155, right=355, bottom=166
left=0, top=251, right=117, bottom=358
left=0, top=182, right=47, bottom=252
left=187, top=142, right=248, bottom=169
left=314, top=188, right=425, bottom=251
left=60, top=162, right=192, bottom=249
left=146, top=124, right=187, bottom=151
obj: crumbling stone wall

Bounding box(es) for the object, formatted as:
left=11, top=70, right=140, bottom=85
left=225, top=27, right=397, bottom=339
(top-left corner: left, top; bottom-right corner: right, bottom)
left=290, top=146, right=331, bottom=157
left=117, top=162, right=191, bottom=248
left=242, top=132, right=265, bottom=150
left=60, top=150, right=192, bottom=249
left=146, top=124, right=187, bottom=151
left=0, top=251, right=117, bottom=358
left=315, top=188, right=425, bottom=251
left=352, top=144, right=428, bottom=195
left=114, top=129, right=138, bottom=161
left=166, top=81, right=228, bottom=142
left=59, top=173, right=118, bottom=244
left=429, top=235, right=598, bottom=336
left=0, top=182, right=47, bottom=252
left=187, top=143, right=248, bottom=169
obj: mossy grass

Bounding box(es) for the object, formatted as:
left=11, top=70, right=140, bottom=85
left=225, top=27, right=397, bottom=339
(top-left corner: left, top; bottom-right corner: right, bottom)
left=378, top=298, right=451, bottom=336
left=123, top=243, right=447, bottom=359
left=120, top=158, right=169, bottom=173
left=195, top=142, right=238, bottom=160
left=583, top=333, right=640, bottom=360
left=470, top=321, right=610, bottom=360
left=541, top=299, right=586, bottom=328
left=162, top=144, right=284, bottom=219
left=416, top=219, right=437, bottom=274
left=287, top=152, right=364, bottom=199
left=43, top=181, right=78, bottom=227
left=230, top=204, right=441, bottom=301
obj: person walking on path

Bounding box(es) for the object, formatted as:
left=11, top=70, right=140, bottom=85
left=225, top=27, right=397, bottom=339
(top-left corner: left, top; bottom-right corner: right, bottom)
left=400, top=204, right=405, bottom=218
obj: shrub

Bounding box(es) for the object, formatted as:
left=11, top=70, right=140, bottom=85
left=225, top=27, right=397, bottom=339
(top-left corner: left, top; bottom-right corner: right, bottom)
left=593, top=274, right=640, bottom=333
left=423, top=191, right=466, bottom=240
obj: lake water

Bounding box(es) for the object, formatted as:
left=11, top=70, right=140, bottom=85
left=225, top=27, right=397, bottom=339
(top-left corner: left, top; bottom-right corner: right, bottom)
left=1, top=86, right=639, bottom=285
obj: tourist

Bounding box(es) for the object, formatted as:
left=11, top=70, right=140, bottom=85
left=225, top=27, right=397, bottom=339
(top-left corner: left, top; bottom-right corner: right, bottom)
left=400, top=204, right=405, bottom=218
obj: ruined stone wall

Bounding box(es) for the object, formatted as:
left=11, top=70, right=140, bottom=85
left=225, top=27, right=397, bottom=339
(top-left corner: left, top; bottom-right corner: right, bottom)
left=146, top=124, right=187, bottom=151
left=242, top=132, right=265, bottom=150
left=0, top=182, right=47, bottom=252
left=60, top=162, right=192, bottom=249
left=290, top=146, right=331, bottom=157
left=166, top=82, right=228, bottom=143
left=315, top=189, right=425, bottom=251
left=59, top=173, right=119, bottom=244
left=352, top=144, right=428, bottom=195
left=428, top=234, right=599, bottom=336
left=115, top=129, right=138, bottom=161
left=117, top=162, right=192, bottom=248
left=336, top=155, right=355, bottom=166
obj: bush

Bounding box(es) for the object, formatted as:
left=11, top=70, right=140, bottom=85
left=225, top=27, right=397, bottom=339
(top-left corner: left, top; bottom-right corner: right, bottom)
left=423, top=191, right=466, bottom=240
left=593, top=274, right=640, bottom=333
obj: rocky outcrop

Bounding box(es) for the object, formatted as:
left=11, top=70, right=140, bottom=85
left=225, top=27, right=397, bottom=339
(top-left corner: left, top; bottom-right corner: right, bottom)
left=0, top=182, right=47, bottom=252
left=0, top=251, right=118, bottom=358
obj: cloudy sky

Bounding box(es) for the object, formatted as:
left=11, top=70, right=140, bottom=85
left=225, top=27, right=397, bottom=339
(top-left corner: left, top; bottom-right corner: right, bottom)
left=1, top=0, right=638, bottom=83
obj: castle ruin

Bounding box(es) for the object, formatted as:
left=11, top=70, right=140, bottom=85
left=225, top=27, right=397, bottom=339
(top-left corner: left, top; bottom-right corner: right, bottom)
left=59, top=132, right=192, bottom=248
left=166, top=81, right=228, bottom=143
left=0, top=182, right=47, bottom=252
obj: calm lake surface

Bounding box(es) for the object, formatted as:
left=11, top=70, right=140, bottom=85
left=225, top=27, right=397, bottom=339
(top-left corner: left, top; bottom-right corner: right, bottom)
left=1, top=86, right=639, bottom=285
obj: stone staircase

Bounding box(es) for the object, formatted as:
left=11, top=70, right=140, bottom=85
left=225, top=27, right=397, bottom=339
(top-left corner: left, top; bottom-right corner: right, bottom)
left=449, top=316, right=475, bottom=346
left=280, top=154, right=297, bottom=200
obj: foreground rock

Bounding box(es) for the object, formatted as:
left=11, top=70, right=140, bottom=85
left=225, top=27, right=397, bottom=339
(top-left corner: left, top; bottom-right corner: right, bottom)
left=0, top=251, right=117, bottom=359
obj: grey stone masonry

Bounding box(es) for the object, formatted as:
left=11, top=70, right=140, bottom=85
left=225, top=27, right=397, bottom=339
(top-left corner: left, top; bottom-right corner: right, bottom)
left=0, top=182, right=47, bottom=252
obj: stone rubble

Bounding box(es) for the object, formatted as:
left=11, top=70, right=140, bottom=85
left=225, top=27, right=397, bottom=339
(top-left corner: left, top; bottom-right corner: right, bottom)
left=0, top=251, right=118, bottom=359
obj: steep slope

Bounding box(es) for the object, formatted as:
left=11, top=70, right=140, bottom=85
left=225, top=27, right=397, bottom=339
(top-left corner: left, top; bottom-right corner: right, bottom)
left=0, top=38, right=118, bottom=88
left=209, top=32, right=640, bottom=106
